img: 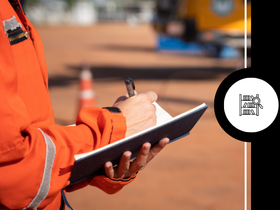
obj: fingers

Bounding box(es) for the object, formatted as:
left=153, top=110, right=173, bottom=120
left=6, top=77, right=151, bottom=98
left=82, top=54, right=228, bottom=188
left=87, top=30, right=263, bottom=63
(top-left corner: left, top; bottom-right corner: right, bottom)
left=129, top=143, right=151, bottom=173
left=147, top=138, right=169, bottom=162
left=114, top=91, right=157, bottom=105
left=123, top=90, right=155, bottom=102
left=142, top=91, right=158, bottom=103
left=104, top=161, right=114, bottom=178
left=105, top=151, right=132, bottom=179
left=117, top=151, right=132, bottom=178
left=112, top=91, right=137, bottom=105
left=105, top=138, right=169, bottom=179
left=127, top=138, right=169, bottom=175
left=113, top=95, right=128, bottom=105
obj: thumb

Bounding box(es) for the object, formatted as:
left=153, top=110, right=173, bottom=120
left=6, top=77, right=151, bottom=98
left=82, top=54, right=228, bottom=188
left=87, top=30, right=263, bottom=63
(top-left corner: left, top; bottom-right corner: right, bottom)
left=113, top=95, right=128, bottom=105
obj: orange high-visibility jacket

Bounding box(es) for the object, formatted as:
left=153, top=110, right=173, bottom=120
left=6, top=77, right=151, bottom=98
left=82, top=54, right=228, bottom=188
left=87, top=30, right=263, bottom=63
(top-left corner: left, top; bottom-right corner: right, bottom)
left=0, top=0, right=136, bottom=209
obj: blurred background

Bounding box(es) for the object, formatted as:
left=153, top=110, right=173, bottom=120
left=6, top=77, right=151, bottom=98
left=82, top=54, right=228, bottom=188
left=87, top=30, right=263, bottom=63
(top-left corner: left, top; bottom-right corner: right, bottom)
left=22, top=0, right=251, bottom=209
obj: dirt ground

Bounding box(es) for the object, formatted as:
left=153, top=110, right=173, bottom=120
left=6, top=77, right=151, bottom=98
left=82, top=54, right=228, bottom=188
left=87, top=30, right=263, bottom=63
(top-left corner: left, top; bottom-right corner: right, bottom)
left=37, top=23, right=251, bottom=210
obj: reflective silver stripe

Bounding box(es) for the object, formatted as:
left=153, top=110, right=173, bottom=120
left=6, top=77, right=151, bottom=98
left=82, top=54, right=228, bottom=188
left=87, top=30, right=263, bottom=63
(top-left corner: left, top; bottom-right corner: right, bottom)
left=23, top=129, right=56, bottom=210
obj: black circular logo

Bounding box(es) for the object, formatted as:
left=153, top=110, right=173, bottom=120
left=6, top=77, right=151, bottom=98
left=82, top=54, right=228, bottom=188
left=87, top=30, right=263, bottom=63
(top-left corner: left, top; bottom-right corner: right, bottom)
left=214, top=68, right=279, bottom=142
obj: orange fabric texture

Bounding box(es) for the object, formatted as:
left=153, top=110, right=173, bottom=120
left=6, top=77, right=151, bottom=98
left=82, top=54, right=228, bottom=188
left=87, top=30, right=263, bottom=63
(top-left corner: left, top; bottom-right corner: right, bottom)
left=0, top=1, right=136, bottom=209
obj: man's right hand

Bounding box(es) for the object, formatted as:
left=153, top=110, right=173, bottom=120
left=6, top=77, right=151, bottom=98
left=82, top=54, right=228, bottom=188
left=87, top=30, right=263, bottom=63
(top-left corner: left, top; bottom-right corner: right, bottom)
left=112, top=91, right=158, bottom=137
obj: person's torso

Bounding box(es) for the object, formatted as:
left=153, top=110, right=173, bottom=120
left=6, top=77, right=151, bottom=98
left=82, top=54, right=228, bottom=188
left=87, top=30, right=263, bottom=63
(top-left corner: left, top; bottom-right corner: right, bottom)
left=0, top=0, right=55, bottom=127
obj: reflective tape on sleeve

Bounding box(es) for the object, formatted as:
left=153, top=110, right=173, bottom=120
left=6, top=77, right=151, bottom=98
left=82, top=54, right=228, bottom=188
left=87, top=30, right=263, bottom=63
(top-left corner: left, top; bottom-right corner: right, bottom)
left=23, top=128, right=56, bottom=210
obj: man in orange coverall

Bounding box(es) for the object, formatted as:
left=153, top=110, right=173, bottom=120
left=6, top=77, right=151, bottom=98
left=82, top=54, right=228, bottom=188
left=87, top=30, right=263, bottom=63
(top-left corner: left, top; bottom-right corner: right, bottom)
left=0, top=0, right=170, bottom=209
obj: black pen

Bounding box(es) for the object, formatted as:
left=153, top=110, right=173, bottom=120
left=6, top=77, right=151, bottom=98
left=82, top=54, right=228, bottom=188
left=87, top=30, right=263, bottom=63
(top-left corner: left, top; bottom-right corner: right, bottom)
left=124, top=78, right=136, bottom=97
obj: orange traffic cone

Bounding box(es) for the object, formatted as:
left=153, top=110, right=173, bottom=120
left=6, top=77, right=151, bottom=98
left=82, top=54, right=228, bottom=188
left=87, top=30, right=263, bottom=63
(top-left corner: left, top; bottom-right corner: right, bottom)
left=78, top=64, right=95, bottom=111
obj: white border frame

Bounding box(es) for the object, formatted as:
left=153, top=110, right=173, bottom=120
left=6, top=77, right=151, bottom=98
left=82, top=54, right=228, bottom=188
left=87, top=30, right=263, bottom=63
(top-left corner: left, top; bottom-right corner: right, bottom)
left=244, top=1, right=248, bottom=210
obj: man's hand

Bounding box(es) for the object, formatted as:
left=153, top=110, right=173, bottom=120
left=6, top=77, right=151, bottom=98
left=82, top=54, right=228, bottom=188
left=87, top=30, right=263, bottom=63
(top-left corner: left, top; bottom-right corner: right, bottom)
left=105, top=91, right=169, bottom=179
left=113, top=91, right=158, bottom=137
left=104, top=138, right=169, bottom=179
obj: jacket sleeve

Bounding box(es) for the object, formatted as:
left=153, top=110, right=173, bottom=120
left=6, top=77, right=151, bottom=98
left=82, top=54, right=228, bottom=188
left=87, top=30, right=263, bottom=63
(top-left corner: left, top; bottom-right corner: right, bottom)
left=0, top=79, right=131, bottom=210
left=0, top=64, right=131, bottom=209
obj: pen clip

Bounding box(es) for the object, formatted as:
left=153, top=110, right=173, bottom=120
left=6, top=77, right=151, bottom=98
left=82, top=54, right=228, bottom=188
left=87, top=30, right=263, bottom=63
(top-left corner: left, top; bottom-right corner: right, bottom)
left=131, top=80, right=135, bottom=91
